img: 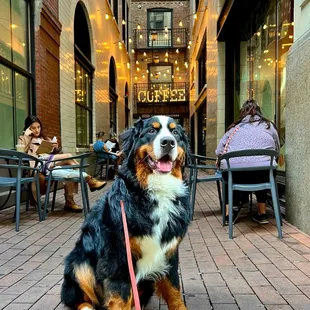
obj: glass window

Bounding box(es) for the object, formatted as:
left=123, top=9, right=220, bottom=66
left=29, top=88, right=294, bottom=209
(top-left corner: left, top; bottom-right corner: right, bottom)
left=75, top=60, right=92, bottom=147
left=149, top=65, right=172, bottom=83
left=148, top=9, right=172, bottom=47
left=0, top=0, right=31, bottom=149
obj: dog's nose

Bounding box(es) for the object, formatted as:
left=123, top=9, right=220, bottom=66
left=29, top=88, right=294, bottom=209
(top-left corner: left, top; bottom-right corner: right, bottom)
left=160, top=136, right=176, bottom=152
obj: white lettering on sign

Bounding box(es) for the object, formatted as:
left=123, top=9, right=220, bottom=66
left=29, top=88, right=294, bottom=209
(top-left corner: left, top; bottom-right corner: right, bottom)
left=137, top=89, right=186, bottom=102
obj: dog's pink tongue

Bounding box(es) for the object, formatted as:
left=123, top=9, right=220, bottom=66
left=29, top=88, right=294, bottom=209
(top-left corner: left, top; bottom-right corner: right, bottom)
left=157, top=160, right=173, bottom=172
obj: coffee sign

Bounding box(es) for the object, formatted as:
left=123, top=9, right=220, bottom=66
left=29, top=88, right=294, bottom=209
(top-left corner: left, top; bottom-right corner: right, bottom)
left=137, top=88, right=186, bottom=103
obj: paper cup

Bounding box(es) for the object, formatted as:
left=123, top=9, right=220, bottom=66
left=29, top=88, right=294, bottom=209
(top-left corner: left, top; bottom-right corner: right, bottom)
left=16, top=144, right=25, bottom=152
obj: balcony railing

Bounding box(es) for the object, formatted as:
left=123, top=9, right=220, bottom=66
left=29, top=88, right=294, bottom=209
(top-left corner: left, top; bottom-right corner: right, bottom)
left=134, top=28, right=188, bottom=50
left=134, top=82, right=189, bottom=104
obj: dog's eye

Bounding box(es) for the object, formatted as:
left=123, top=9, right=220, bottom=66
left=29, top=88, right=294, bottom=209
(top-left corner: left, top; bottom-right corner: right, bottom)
left=148, top=128, right=157, bottom=135
left=172, top=129, right=179, bottom=136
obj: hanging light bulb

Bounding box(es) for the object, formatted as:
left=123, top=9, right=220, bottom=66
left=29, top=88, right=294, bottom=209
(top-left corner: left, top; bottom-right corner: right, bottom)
left=143, top=52, right=147, bottom=56
left=165, top=52, right=168, bottom=57
left=122, top=20, right=126, bottom=25
left=131, top=48, right=135, bottom=54
left=127, top=62, right=130, bottom=69
left=146, top=69, right=149, bottom=73
left=176, top=49, right=179, bottom=53
left=105, top=14, right=110, bottom=19
left=177, top=36, right=181, bottom=43
left=134, top=76, right=137, bottom=80
left=129, top=37, right=132, bottom=43
left=164, top=26, right=168, bottom=32
left=136, top=60, right=139, bottom=65
left=194, top=14, right=197, bottom=19
left=176, top=67, right=179, bottom=71
left=142, top=74, right=145, bottom=78
left=165, top=58, right=168, bottom=62
left=137, top=67, right=140, bottom=71
left=174, top=60, right=178, bottom=64
left=179, top=21, right=183, bottom=27
left=137, top=24, right=141, bottom=30
left=167, top=69, right=170, bottom=73
left=139, top=34, right=143, bottom=39
left=172, top=75, right=174, bottom=79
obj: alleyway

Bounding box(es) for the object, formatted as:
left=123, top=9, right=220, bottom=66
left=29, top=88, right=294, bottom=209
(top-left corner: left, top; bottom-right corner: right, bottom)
left=1, top=181, right=310, bottom=310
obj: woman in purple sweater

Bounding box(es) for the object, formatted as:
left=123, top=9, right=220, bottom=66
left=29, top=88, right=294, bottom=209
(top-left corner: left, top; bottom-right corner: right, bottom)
left=216, top=100, right=280, bottom=225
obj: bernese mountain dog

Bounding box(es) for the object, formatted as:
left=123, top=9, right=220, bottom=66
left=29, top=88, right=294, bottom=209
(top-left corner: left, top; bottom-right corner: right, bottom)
left=61, top=116, right=192, bottom=310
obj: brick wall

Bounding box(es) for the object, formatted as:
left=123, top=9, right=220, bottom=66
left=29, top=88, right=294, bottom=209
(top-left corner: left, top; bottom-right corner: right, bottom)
left=35, top=3, right=62, bottom=144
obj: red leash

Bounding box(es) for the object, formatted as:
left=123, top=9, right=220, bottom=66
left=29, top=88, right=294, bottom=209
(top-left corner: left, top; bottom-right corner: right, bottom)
left=120, top=200, right=141, bottom=310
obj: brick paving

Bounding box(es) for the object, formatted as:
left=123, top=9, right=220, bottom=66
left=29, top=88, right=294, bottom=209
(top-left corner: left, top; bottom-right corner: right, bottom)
left=1, top=180, right=310, bottom=309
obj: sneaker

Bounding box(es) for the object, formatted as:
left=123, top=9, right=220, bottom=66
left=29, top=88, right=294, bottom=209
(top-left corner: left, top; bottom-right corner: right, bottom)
left=252, top=213, right=268, bottom=224
left=224, top=207, right=241, bottom=226
left=85, top=176, right=107, bottom=192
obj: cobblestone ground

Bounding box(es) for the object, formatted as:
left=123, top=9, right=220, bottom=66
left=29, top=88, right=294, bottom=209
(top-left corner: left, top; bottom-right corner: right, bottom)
left=1, top=180, right=310, bottom=309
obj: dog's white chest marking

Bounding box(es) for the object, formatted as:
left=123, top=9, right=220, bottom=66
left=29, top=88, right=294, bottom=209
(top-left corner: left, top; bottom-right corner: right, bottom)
left=135, top=174, right=187, bottom=283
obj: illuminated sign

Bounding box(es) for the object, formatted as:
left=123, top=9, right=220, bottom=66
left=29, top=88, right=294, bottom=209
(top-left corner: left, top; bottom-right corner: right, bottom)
left=137, top=89, right=186, bottom=103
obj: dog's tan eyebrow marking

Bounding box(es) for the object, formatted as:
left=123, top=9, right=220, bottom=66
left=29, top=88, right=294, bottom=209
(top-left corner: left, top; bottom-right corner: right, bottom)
left=152, top=122, right=161, bottom=129
left=169, top=122, right=176, bottom=129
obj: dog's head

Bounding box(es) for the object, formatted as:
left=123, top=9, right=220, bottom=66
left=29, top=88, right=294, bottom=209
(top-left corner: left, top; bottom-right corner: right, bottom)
left=120, top=116, right=190, bottom=188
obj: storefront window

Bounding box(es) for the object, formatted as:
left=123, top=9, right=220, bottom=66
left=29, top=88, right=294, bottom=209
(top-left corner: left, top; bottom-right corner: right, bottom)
left=238, top=0, right=293, bottom=173
left=0, top=0, right=31, bottom=149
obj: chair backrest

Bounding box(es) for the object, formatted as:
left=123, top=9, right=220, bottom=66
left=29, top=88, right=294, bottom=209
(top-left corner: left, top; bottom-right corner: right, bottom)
left=189, top=154, right=218, bottom=170
left=218, top=149, right=278, bottom=172
left=0, top=148, right=42, bottom=179
left=94, top=150, right=112, bottom=160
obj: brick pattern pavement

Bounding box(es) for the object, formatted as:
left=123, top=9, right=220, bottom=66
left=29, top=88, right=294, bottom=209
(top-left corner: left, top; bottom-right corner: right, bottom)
left=1, top=180, right=310, bottom=309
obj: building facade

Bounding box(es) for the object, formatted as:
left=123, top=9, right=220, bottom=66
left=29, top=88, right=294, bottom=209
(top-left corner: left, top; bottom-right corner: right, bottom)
left=190, top=0, right=310, bottom=232
left=130, top=0, right=191, bottom=131
left=0, top=0, right=131, bottom=206
left=0, top=0, right=131, bottom=152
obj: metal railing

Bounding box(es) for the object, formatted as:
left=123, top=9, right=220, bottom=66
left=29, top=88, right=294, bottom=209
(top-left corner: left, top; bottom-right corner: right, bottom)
left=134, top=82, right=189, bottom=103
left=134, top=28, right=188, bottom=49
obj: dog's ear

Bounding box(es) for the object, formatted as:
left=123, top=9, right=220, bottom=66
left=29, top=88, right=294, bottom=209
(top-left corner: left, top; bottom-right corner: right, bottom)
left=120, top=118, right=144, bottom=158
left=177, top=124, right=191, bottom=166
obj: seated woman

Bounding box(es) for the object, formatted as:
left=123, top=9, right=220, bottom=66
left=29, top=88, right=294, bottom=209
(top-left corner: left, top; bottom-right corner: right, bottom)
left=93, top=132, right=123, bottom=163
left=19, top=116, right=107, bottom=212
left=216, top=99, right=280, bottom=225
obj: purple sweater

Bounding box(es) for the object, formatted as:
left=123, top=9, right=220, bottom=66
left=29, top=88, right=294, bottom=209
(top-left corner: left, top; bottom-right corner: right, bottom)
left=216, top=115, right=280, bottom=168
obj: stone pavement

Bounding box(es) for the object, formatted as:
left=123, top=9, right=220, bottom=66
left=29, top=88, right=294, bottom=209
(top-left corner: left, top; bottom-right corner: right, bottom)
left=1, top=180, right=310, bottom=309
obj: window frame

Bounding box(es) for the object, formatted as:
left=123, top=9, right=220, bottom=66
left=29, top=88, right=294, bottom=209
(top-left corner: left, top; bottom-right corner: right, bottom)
left=0, top=0, right=34, bottom=148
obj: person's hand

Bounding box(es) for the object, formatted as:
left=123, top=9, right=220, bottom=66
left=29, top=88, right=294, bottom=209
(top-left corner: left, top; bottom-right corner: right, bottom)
left=24, top=127, right=33, bottom=136
left=52, top=142, right=59, bottom=149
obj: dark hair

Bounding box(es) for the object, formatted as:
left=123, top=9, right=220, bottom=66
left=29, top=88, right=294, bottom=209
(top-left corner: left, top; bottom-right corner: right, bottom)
left=227, top=99, right=273, bottom=130
left=96, top=132, right=105, bottom=138
left=24, top=115, right=47, bottom=139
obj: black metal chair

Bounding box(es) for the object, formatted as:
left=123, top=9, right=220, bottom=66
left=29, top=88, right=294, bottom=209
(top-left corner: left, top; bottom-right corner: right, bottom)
left=93, top=151, right=116, bottom=181
left=188, top=154, right=224, bottom=220
left=43, top=153, right=92, bottom=219
left=218, top=149, right=282, bottom=239
left=0, top=149, right=43, bottom=231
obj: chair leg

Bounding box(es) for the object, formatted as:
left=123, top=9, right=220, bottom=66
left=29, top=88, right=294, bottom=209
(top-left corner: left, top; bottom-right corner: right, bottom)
left=44, top=175, right=53, bottom=219
left=26, top=186, right=30, bottom=211
left=228, top=183, right=234, bottom=239
left=189, top=167, right=193, bottom=191
left=15, top=182, right=21, bottom=232
left=80, top=179, right=88, bottom=217
left=250, top=193, right=253, bottom=212
left=52, top=181, right=58, bottom=212
left=216, top=180, right=222, bottom=210
left=85, top=185, right=90, bottom=212
left=270, top=179, right=283, bottom=239
left=35, top=178, right=42, bottom=222
left=221, top=181, right=226, bottom=226
left=190, top=170, right=198, bottom=220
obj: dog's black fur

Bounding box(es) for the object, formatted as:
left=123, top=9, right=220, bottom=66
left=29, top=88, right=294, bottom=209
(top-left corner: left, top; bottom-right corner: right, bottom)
left=61, top=116, right=192, bottom=310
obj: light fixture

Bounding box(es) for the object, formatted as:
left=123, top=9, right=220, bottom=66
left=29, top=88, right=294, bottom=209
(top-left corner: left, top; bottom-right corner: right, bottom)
left=134, top=76, right=137, bottom=80
left=105, top=14, right=109, bottom=19
left=139, top=34, right=143, bottom=39
left=177, top=37, right=180, bottom=43
left=151, top=31, right=158, bottom=41
left=136, top=60, right=139, bottom=65
left=164, top=26, right=168, bottom=32
left=142, top=75, right=145, bottom=78
left=137, top=24, right=141, bottom=30
left=165, top=52, right=168, bottom=57
left=122, top=20, right=126, bottom=25
left=179, top=21, right=183, bottom=27
left=143, top=52, right=147, bottom=56
left=176, top=49, right=179, bottom=53
left=137, top=67, right=140, bottom=71
left=129, top=37, right=132, bottom=43
left=172, top=75, right=174, bottom=79
left=174, top=60, right=178, bottom=64
left=176, top=67, right=179, bottom=71
left=165, top=58, right=168, bottom=62
left=131, top=48, right=135, bottom=54
left=127, top=62, right=130, bottom=69
left=153, top=56, right=160, bottom=64
left=194, top=14, right=197, bottom=19
left=146, top=69, right=149, bottom=73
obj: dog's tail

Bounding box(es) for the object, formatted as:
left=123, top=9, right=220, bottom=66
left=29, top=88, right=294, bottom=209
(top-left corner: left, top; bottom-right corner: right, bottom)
left=74, top=263, right=99, bottom=305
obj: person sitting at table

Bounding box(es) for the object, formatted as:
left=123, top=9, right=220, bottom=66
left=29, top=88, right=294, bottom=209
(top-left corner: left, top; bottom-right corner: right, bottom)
left=19, top=115, right=107, bottom=212
left=216, top=99, right=280, bottom=225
